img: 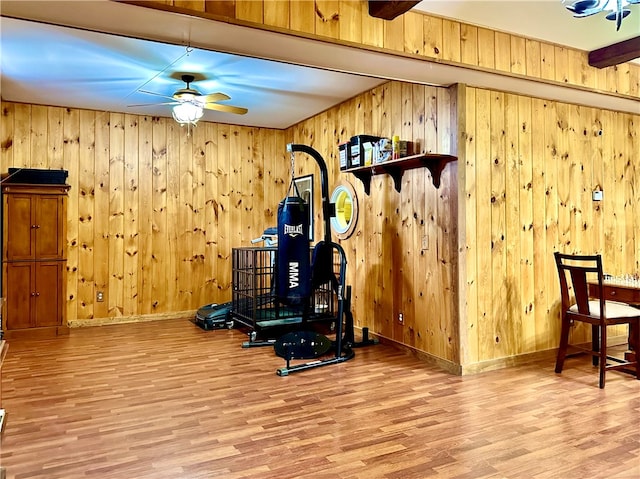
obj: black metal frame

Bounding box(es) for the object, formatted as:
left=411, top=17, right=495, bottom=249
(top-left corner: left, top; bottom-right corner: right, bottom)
left=231, top=245, right=338, bottom=344
left=230, top=144, right=376, bottom=375
left=276, top=242, right=357, bottom=376
left=274, top=144, right=361, bottom=376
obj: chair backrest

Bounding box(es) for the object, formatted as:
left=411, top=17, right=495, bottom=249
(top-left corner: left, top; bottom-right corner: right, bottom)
left=554, top=252, right=605, bottom=317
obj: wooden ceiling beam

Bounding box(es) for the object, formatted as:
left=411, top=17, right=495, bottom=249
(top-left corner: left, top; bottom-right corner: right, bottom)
left=368, top=1, right=421, bottom=20
left=588, top=36, right=640, bottom=68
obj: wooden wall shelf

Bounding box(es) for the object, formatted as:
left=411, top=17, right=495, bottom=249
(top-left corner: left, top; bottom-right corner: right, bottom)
left=346, top=153, right=457, bottom=194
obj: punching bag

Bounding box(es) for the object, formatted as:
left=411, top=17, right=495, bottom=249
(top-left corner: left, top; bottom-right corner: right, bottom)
left=277, top=190, right=311, bottom=306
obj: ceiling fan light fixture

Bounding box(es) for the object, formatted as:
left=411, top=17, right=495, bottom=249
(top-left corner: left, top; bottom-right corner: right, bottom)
left=133, top=70, right=247, bottom=129
left=172, top=102, right=203, bottom=126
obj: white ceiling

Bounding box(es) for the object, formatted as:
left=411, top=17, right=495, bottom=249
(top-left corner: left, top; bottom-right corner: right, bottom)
left=0, top=16, right=384, bottom=129
left=0, top=1, right=638, bottom=130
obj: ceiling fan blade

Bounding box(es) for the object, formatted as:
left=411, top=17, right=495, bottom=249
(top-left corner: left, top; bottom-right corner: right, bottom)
left=563, top=0, right=604, bottom=16
left=567, top=0, right=601, bottom=13
left=127, top=101, right=179, bottom=107
left=605, top=7, right=630, bottom=30
left=138, top=89, right=177, bottom=101
left=204, top=103, right=248, bottom=115
left=570, top=8, right=603, bottom=17
left=199, top=92, right=231, bottom=103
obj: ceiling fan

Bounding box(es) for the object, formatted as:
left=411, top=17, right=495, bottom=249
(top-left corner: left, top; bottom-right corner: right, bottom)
left=130, top=73, right=248, bottom=127
left=562, top=0, right=640, bottom=30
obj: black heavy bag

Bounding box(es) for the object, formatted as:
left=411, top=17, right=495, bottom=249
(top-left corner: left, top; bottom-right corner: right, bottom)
left=311, top=241, right=336, bottom=291
left=276, top=186, right=311, bottom=306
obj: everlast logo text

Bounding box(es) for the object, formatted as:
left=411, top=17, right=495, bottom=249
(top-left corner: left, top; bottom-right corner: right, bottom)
left=284, top=223, right=303, bottom=237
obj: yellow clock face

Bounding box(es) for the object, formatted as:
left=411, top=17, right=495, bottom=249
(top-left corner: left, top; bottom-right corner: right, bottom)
left=330, top=181, right=358, bottom=239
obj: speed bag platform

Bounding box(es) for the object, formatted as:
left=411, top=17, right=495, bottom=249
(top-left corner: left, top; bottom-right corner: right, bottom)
left=274, top=330, right=333, bottom=360
left=276, top=196, right=310, bottom=305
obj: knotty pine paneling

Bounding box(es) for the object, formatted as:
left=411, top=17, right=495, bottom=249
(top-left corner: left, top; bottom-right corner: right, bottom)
left=123, top=116, right=138, bottom=316
left=422, top=13, right=443, bottom=61
left=2, top=77, right=637, bottom=369
left=460, top=88, right=639, bottom=367
left=235, top=0, right=263, bottom=23
left=136, top=115, right=155, bottom=316
left=287, top=81, right=459, bottom=363
left=494, top=32, right=511, bottom=73
left=403, top=10, right=423, bottom=56
left=1, top=101, right=288, bottom=323
left=315, top=0, right=341, bottom=40
left=289, top=0, right=316, bottom=34
left=78, top=109, right=97, bottom=321
left=64, top=107, right=81, bottom=324
left=109, top=113, right=125, bottom=318
left=338, top=0, right=362, bottom=44
left=134, top=0, right=640, bottom=99
left=263, top=0, right=289, bottom=29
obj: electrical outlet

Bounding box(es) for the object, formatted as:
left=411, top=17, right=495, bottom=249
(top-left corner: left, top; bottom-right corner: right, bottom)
left=421, top=235, right=429, bottom=251
left=398, top=312, right=403, bottom=323
left=96, top=291, right=104, bottom=302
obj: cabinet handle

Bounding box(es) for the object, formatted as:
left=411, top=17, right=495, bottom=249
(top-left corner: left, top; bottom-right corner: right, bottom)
left=31, top=292, right=36, bottom=296
left=31, top=224, right=37, bottom=229
left=36, top=292, right=40, bottom=296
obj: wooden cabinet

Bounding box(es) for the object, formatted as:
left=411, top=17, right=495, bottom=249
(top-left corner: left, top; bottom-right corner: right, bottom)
left=2, top=183, right=70, bottom=338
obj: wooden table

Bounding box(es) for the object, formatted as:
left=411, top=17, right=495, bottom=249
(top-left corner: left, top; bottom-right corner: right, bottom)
left=588, top=280, right=640, bottom=360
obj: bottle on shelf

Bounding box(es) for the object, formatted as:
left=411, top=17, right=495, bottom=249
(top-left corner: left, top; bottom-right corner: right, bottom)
left=392, top=135, right=400, bottom=160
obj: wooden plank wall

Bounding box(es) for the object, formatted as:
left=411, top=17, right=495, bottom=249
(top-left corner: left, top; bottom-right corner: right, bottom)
left=460, top=88, right=639, bottom=367
left=0, top=78, right=459, bottom=362
left=2, top=81, right=637, bottom=368
left=140, top=0, right=640, bottom=99
left=113, top=0, right=639, bottom=369
left=0, top=102, right=289, bottom=323
left=287, top=81, right=459, bottom=363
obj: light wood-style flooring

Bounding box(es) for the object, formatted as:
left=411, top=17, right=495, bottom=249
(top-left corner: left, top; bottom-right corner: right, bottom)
left=1, top=319, right=639, bottom=479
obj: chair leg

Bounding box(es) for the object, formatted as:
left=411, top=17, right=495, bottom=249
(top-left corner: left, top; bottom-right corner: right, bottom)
left=592, top=325, right=600, bottom=366
left=634, top=322, right=640, bottom=381
left=555, top=317, right=571, bottom=373
left=599, top=325, right=606, bottom=389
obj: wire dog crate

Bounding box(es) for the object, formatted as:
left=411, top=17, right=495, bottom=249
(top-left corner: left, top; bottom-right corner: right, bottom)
left=231, top=246, right=338, bottom=342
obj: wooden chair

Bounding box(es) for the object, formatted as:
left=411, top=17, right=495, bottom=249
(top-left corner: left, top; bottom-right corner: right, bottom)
left=554, top=252, right=640, bottom=388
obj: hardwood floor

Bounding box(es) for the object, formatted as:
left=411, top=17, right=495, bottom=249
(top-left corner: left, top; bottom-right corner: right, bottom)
left=1, top=319, right=638, bottom=479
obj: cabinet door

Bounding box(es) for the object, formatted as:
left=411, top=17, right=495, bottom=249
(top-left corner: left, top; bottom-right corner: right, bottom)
left=35, top=196, right=65, bottom=259
left=3, top=262, right=64, bottom=330
left=4, top=195, right=35, bottom=261
left=3, top=193, right=65, bottom=261
left=34, top=262, right=63, bottom=328
left=4, top=262, right=34, bottom=330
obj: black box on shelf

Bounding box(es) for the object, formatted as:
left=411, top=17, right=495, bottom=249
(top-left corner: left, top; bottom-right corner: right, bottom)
left=349, top=135, right=382, bottom=168
left=338, top=141, right=351, bottom=170
left=6, top=168, right=68, bottom=185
